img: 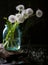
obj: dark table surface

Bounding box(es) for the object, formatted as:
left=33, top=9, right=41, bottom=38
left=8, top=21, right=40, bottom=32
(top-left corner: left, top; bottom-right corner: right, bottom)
left=0, top=44, right=48, bottom=65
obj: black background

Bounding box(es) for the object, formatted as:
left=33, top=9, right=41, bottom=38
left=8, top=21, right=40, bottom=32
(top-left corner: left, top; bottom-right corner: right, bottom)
left=0, top=0, right=48, bottom=47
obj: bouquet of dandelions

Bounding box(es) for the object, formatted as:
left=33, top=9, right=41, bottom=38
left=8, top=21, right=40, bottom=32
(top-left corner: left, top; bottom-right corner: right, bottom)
left=3, top=4, right=43, bottom=49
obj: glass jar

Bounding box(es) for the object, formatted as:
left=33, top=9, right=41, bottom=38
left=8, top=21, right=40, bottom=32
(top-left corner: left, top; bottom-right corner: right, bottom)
left=3, top=25, right=22, bottom=51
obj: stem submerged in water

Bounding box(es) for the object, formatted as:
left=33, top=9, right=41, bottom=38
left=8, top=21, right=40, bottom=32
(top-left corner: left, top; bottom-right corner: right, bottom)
left=3, top=21, right=19, bottom=48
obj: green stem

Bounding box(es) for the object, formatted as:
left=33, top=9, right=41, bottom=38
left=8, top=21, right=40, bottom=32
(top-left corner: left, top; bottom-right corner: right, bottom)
left=4, top=22, right=19, bottom=48
left=3, top=41, right=8, bottom=47
left=6, top=22, right=19, bottom=40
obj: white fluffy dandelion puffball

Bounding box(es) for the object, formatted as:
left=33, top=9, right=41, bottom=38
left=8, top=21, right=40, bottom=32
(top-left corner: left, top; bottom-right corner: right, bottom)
left=16, top=4, right=24, bottom=12
left=21, top=10, right=29, bottom=19
left=36, top=9, right=43, bottom=18
left=15, top=13, right=24, bottom=23
left=26, top=8, right=34, bottom=16
left=8, top=15, right=16, bottom=23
